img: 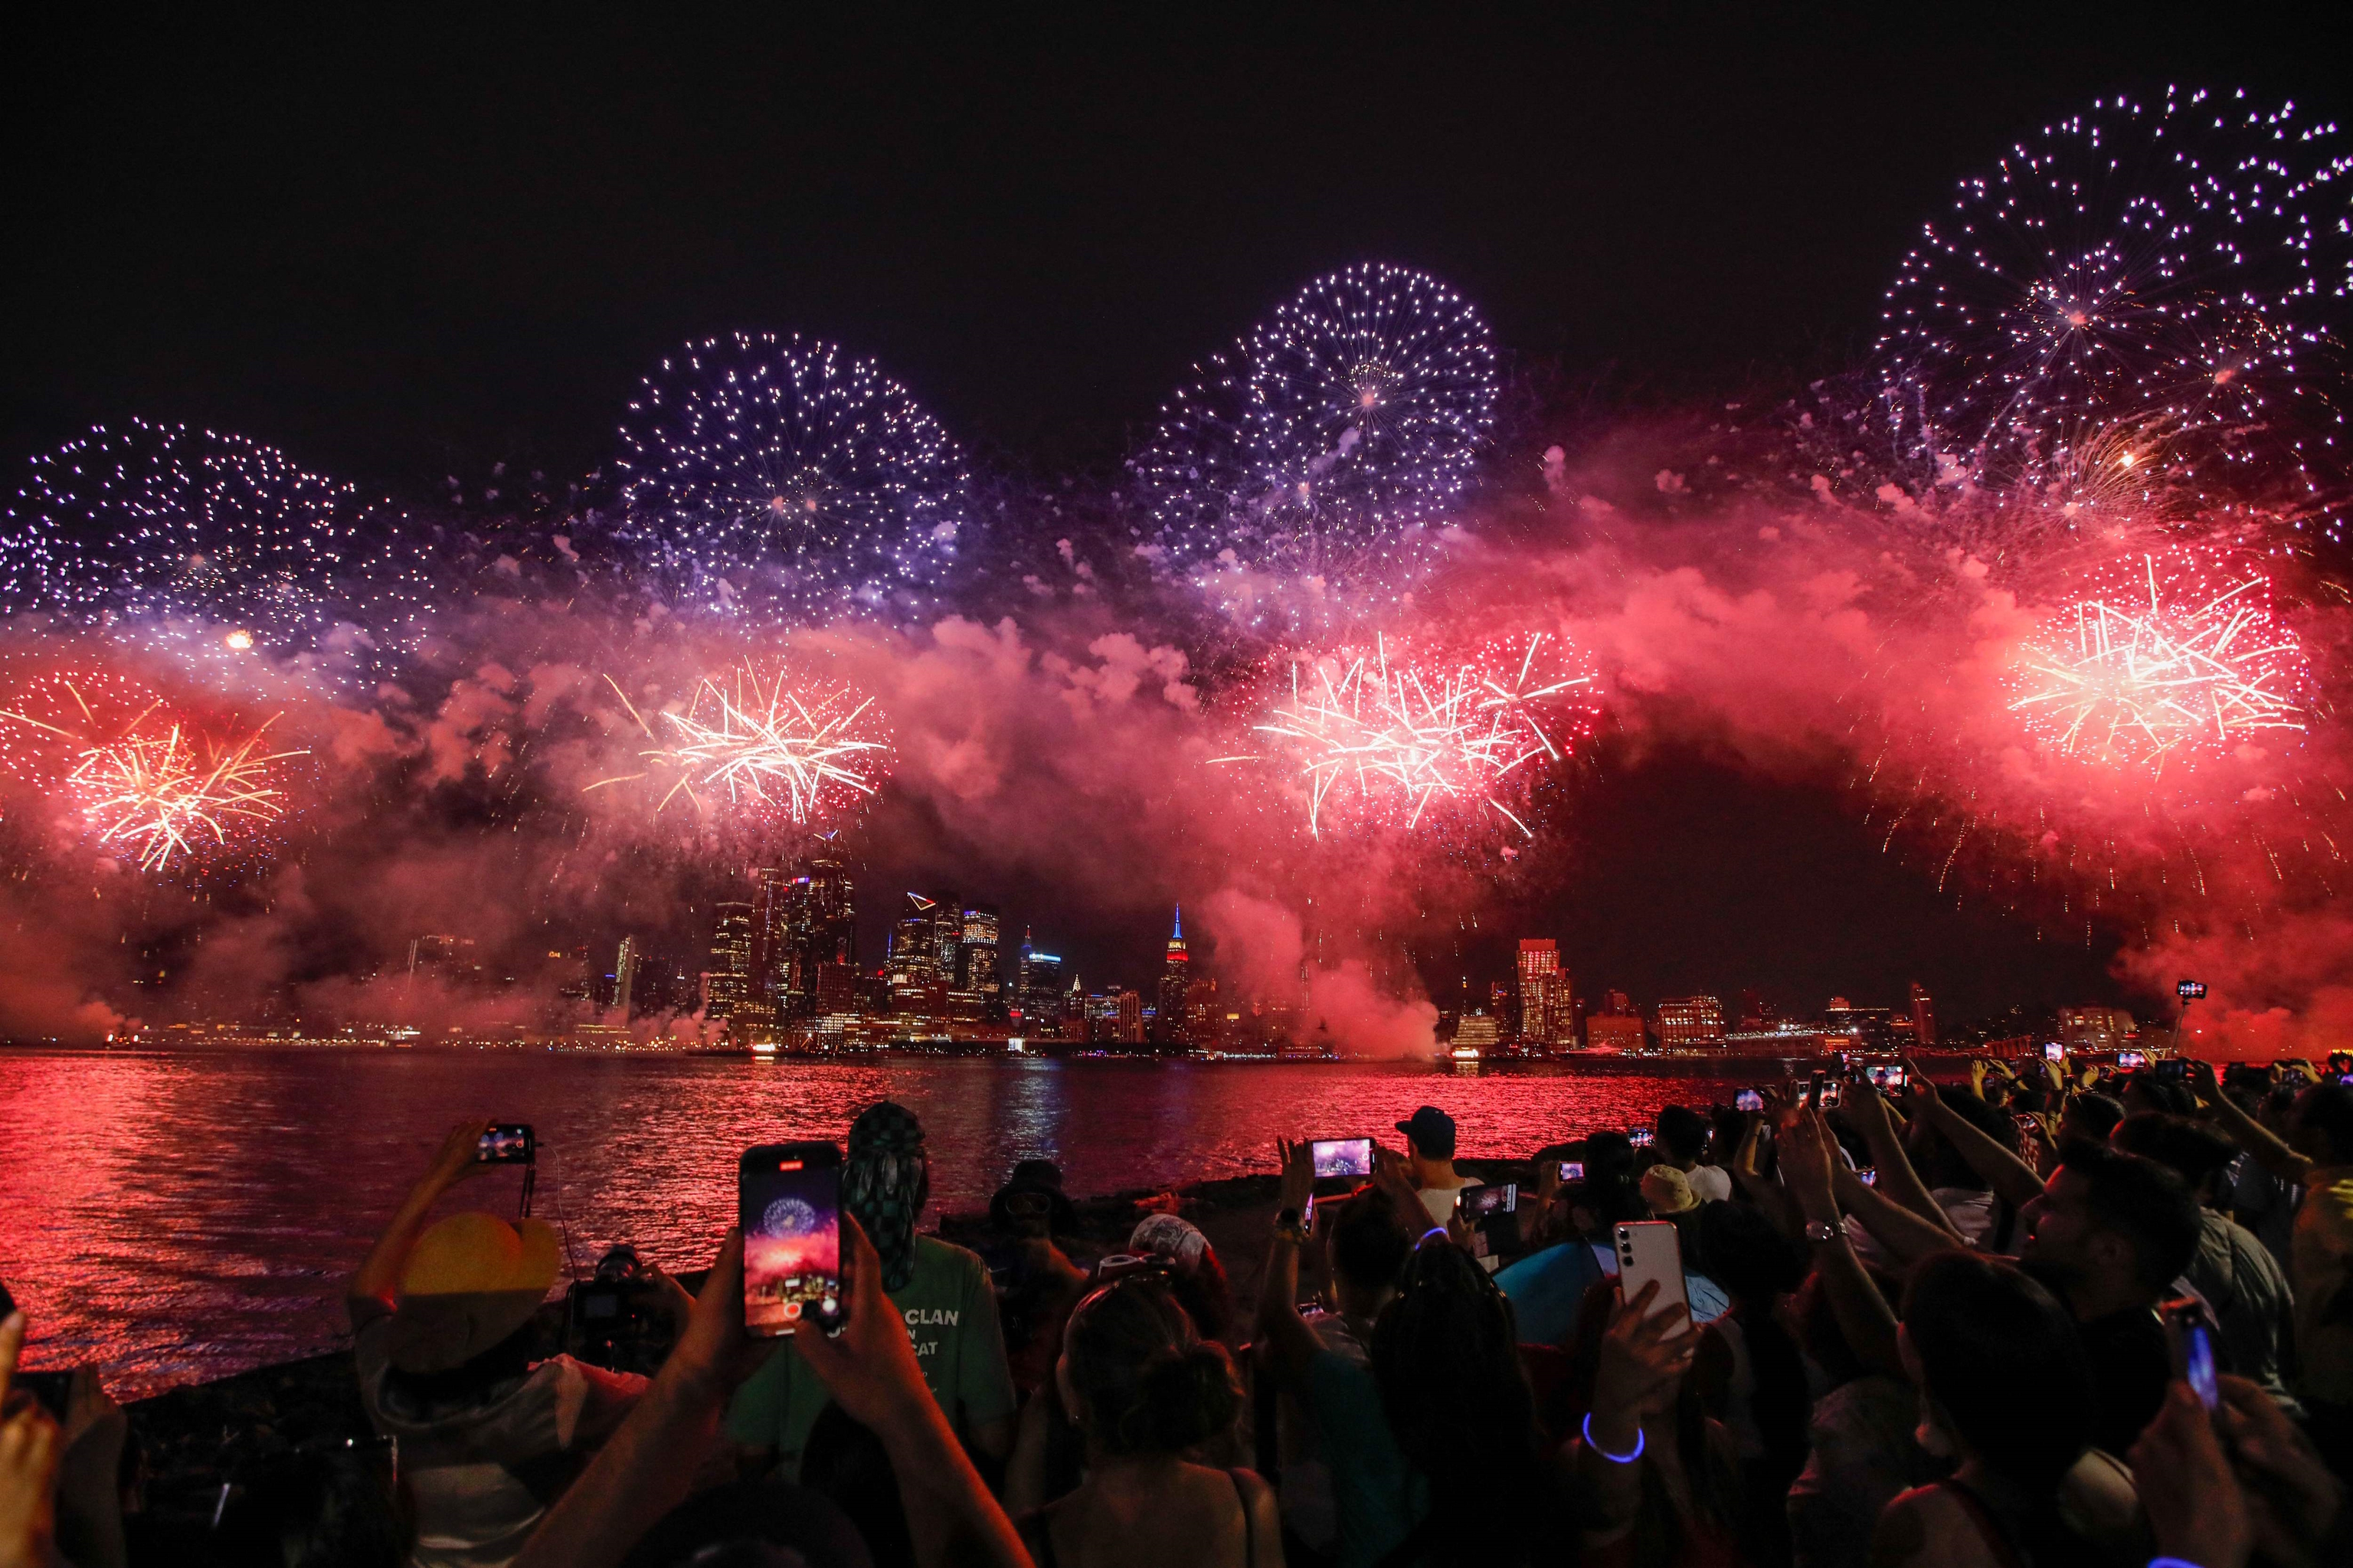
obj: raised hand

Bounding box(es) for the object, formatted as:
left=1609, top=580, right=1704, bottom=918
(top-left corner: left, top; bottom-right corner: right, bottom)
left=0, top=1313, right=61, bottom=1568
left=425, top=1118, right=496, bottom=1193
left=794, top=1215, right=934, bottom=1435
left=2131, top=1382, right=2253, bottom=1568
left=1275, top=1138, right=1314, bottom=1217
left=1589, top=1279, right=1697, bottom=1451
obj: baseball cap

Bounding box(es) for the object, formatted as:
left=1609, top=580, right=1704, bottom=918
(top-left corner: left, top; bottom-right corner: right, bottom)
left=1394, top=1105, right=1457, bottom=1160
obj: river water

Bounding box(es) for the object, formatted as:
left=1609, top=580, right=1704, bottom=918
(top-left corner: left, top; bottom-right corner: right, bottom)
left=0, top=1047, right=1756, bottom=1398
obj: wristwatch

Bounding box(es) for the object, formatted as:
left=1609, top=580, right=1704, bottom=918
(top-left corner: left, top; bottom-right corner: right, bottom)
left=1274, top=1207, right=1311, bottom=1242
left=1805, top=1219, right=1841, bottom=1244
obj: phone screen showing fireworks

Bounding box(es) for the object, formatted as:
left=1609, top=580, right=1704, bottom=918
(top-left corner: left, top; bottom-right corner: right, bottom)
left=1628, top=1127, right=1654, bottom=1148
left=1735, top=1089, right=1764, bottom=1112
left=2044, top=1042, right=2065, bottom=1062
left=1310, top=1138, right=1374, bottom=1178
left=1463, top=1182, right=1517, bottom=1218
left=477, top=1124, right=534, bottom=1164
left=1867, top=1066, right=1906, bottom=1091
left=2116, top=1050, right=2147, bottom=1070
left=740, top=1144, right=843, bottom=1338
left=1559, top=1160, right=1585, bottom=1183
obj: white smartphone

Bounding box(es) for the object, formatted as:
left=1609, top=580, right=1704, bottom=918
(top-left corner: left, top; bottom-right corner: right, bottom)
left=1615, top=1221, right=1690, bottom=1331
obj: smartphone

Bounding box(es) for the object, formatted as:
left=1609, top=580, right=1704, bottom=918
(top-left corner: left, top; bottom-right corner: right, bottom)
left=1816, top=1080, right=1844, bottom=1110
left=1627, top=1127, right=1654, bottom=1148
left=1735, top=1088, right=1765, bottom=1112
left=14, top=1370, right=73, bottom=1422
left=1558, top=1160, right=1586, bottom=1183
left=1301, top=1191, right=1317, bottom=1232
left=2159, top=1297, right=2220, bottom=1413
left=2044, top=1042, right=2066, bottom=1063
left=2116, top=1050, right=2147, bottom=1070
left=1309, top=1137, right=1374, bottom=1179
left=2154, top=1059, right=2188, bottom=1082
left=1867, top=1065, right=1907, bottom=1091
left=1808, top=1069, right=1828, bottom=1106
left=1462, top=1183, right=1518, bottom=1218
left=1615, top=1221, right=1691, bottom=1331
left=739, top=1142, right=844, bottom=1338
left=477, top=1123, right=535, bottom=1164
left=1858, top=1167, right=1878, bottom=1187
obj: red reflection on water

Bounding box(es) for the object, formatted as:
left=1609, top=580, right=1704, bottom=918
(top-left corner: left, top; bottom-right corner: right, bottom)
left=0, top=1049, right=1751, bottom=1398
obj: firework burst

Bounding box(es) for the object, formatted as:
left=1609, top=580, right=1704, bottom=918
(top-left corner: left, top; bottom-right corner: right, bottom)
left=595, top=663, right=890, bottom=828
left=66, top=716, right=307, bottom=872
left=1216, top=633, right=1592, bottom=839
left=0, top=419, right=394, bottom=653
left=612, top=333, right=970, bottom=621
left=2008, top=549, right=2309, bottom=770
left=1138, top=264, right=1497, bottom=597
left=1874, top=88, right=2352, bottom=533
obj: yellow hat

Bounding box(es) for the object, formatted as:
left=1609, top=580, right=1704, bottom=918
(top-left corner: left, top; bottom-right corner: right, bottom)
left=1640, top=1164, right=1700, bottom=1216
left=387, top=1212, right=561, bottom=1374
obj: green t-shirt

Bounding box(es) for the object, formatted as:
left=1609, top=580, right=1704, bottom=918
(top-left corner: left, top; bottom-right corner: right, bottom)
left=725, top=1233, right=1016, bottom=1475
left=1304, top=1347, right=1429, bottom=1568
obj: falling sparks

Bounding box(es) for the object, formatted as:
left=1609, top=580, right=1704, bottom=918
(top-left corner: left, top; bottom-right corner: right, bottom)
left=612, top=332, right=970, bottom=622
left=65, top=715, right=307, bottom=871
left=1138, top=263, right=1497, bottom=591
left=1874, top=87, right=2352, bottom=533
left=1219, top=633, right=1593, bottom=839
left=2010, top=552, right=2309, bottom=769
left=594, top=663, right=890, bottom=827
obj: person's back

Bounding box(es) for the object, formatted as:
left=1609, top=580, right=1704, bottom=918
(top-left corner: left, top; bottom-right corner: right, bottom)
left=1875, top=1450, right=2140, bottom=1568
left=1021, top=1275, right=1278, bottom=1568
left=1872, top=1252, right=2148, bottom=1568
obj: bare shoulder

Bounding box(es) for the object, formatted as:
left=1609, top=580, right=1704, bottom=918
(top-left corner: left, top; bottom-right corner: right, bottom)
left=1870, top=1485, right=1993, bottom=1568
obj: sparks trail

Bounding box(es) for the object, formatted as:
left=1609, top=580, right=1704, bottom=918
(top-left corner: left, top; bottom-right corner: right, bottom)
left=594, top=664, right=889, bottom=827
left=61, top=712, right=306, bottom=872
left=2009, top=551, right=2309, bottom=770
left=1216, top=633, right=1592, bottom=840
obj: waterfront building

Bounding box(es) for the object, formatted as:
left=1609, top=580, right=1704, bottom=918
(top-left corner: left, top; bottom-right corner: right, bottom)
left=1910, top=981, right=1938, bottom=1049
left=2058, top=1006, right=2137, bottom=1052
left=1454, top=1012, right=1501, bottom=1052
left=1517, top=938, right=1569, bottom=1045
left=1587, top=1013, right=1646, bottom=1051
left=1823, top=1000, right=1896, bottom=1050
left=1654, top=995, right=1726, bottom=1047
left=1118, top=989, right=1144, bottom=1044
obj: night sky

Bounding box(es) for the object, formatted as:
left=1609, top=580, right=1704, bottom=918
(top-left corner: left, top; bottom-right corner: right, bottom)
left=7, top=8, right=2338, bottom=1025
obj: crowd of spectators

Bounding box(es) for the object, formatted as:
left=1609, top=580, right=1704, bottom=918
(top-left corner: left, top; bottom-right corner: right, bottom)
left=5, top=1057, right=2353, bottom=1567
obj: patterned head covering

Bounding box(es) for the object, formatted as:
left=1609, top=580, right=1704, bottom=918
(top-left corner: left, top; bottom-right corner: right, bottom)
left=1127, top=1213, right=1211, bottom=1275
left=846, top=1101, right=929, bottom=1291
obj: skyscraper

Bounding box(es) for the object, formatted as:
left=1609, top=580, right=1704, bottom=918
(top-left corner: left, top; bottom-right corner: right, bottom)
left=889, top=893, right=944, bottom=985
left=1016, top=931, right=1067, bottom=1025
left=957, top=903, right=1002, bottom=997
left=1909, top=981, right=1937, bottom=1049
left=613, top=935, right=638, bottom=1021
left=705, top=902, right=754, bottom=1021
left=1155, top=905, right=1190, bottom=1047
left=751, top=856, right=857, bottom=1017
left=1517, top=939, right=1568, bottom=1046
